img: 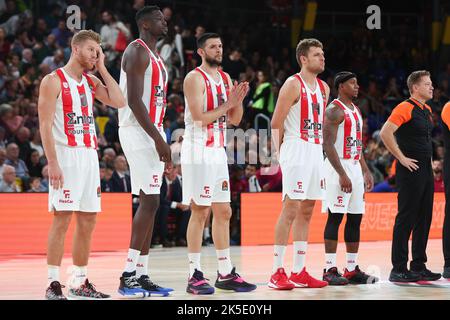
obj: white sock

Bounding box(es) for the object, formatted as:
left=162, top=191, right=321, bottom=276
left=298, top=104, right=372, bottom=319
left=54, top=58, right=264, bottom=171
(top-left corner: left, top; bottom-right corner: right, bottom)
left=71, top=265, right=87, bottom=288
left=346, top=253, right=358, bottom=271
left=203, top=227, right=210, bottom=240
left=292, top=241, right=308, bottom=273
left=47, top=265, right=60, bottom=286
left=272, top=245, right=286, bottom=273
left=188, top=252, right=201, bottom=277
left=216, top=248, right=233, bottom=275
left=136, top=255, right=149, bottom=278
left=325, top=253, right=337, bottom=270
left=124, top=248, right=141, bottom=274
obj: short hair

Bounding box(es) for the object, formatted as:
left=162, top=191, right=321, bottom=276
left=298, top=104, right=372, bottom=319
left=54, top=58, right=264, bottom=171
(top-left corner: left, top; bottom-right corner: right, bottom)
left=135, top=5, right=160, bottom=24
left=71, top=30, right=101, bottom=46
left=407, top=70, right=430, bottom=94
left=197, top=33, right=221, bottom=49
left=296, top=38, right=323, bottom=66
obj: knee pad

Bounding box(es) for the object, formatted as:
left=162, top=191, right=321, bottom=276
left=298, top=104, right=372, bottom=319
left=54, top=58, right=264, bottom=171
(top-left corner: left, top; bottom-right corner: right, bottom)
left=344, top=214, right=362, bottom=243
left=324, top=210, right=344, bottom=241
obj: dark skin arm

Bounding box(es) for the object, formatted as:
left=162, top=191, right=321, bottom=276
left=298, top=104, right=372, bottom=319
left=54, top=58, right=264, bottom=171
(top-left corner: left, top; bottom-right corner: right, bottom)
left=322, top=102, right=352, bottom=193
left=123, top=42, right=171, bottom=162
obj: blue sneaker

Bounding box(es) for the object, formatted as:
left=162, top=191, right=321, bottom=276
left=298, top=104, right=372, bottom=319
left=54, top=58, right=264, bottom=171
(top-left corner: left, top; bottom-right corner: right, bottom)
left=137, top=275, right=172, bottom=296
left=118, top=271, right=149, bottom=297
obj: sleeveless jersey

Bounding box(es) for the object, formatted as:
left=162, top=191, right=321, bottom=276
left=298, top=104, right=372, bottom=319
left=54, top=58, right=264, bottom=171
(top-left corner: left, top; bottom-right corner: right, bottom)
left=283, top=73, right=327, bottom=144
left=118, top=39, right=168, bottom=136
left=332, top=99, right=363, bottom=160
left=184, top=67, right=230, bottom=148
left=53, top=68, right=97, bottom=149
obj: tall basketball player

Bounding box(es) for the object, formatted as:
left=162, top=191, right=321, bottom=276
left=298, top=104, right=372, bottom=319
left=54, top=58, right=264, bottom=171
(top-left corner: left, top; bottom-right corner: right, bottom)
left=321, top=72, right=378, bottom=285
left=269, top=38, right=329, bottom=290
left=118, top=6, right=173, bottom=297
left=182, top=33, right=256, bottom=294
left=39, top=30, right=125, bottom=300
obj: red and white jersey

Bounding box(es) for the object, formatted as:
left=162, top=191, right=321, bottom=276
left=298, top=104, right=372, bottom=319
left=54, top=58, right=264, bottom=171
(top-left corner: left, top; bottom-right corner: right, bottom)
left=184, top=67, right=230, bottom=148
left=283, top=73, right=327, bottom=144
left=53, top=68, right=97, bottom=149
left=118, top=39, right=168, bottom=136
left=332, top=99, right=363, bottom=160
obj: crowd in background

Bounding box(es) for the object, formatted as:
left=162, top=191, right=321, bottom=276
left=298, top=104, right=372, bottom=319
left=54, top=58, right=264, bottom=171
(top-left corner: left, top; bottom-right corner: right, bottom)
left=0, top=0, right=449, bottom=244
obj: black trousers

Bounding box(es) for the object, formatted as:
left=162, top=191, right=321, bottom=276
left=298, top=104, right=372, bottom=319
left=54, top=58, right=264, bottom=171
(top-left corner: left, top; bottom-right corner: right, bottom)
left=154, top=205, right=191, bottom=242
left=392, top=156, right=434, bottom=272
left=443, top=151, right=450, bottom=267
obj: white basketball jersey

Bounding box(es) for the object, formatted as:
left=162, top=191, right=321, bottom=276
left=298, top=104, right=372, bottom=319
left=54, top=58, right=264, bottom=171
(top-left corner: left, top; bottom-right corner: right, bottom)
left=332, top=99, right=363, bottom=160
left=283, top=73, right=327, bottom=144
left=119, top=39, right=168, bottom=137
left=53, top=68, right=97, bottom=149
left=184, top=67, right=230, bottom=148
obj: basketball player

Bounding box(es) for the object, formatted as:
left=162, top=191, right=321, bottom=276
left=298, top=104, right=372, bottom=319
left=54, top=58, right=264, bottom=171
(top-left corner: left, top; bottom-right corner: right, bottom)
left=321, top=72, right=378, bottom=285
left=182, top=33, right=256, bottom=294
left=118, top=6, right=173, bottom=297
left=39, top=30, right=125, bottom=300
left=269, top=38, right=329, bottom=290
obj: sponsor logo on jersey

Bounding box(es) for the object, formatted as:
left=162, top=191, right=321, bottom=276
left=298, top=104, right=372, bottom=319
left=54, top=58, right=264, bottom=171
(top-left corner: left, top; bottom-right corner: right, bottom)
left=59, top=189, right=74, bottom=204
left=200, top=186, right=211, bottom=199
left=149, top=175, right=160, bottom=188
left=303, top=119, right=322, bottom=131
left=222, top=181, right=228, bottom=191
left=67, top=113, right=95, bottom=125
left=334, top=196, right=345, bottom=208
left=346, top=137, right=363, bottom=148
left=294, top=181, right=304, bottom=194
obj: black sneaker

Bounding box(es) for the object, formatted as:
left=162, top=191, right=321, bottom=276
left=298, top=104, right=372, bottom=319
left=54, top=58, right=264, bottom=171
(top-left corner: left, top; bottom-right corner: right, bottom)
left=118, top=271, right=148, bottom=297
left=187, top=269, right=215, bottom=295
left=323, top=267, right=349, bottom=285
left=343, top=265, right=379, bottom=284
left=443, top=267, right=450, bottom=279
left=45, top=281, right=67, bottom=300
left=389, top=270, right=421, bottom=283
left=214, top=267, right=257, bottom=292
left=137, top=275, right=172, bottom=296
left=413, top=269, right=441, bottom=281
left=68, top=279, right=111, bottom=300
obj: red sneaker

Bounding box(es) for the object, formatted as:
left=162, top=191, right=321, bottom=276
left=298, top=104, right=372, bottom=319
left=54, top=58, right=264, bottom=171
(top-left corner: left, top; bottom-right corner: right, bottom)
left=268, top=268, right=295, bottom=290
left=289, top=267, right=328, bottom=288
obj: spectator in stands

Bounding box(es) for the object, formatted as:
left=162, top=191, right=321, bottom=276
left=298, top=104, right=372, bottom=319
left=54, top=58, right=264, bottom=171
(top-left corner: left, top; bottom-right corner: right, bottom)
left=372, top=175, right=396, bottom=192
left=5, top=142, right=28, bottom=179
left=0, top=164, right=19, bottom=192
left=27, top=149, right=43, bottom=178
left=256, top=163, right=282, bottom=192
left=0, top=27, right=11, bottom=61
left=153, top=163, right=190, bottom=247
left=0, top=146, right=6, bottom=179
left=433, top=159, right=445, bottom=192
left=40, top=165, right=49, bottom=192
left=27, top=176, right=45, bottom=192
left=0, top=126, right=6, bottom=148
left=50, top=19, right=72, bottom=48
left=12, top=126, right=31, bottom=161
left=100, top=10, right=131, bottom=67
left=41, top=49, right=64, bottom=72
left=109, top=155, right=131, bottom=192
left=245, top=164, right=262, bottom=192
left=99, top=162, right=112, bottom=192
left=102, top=147, right=116, bottom=168
left=222, top=48, right=246, bottom=82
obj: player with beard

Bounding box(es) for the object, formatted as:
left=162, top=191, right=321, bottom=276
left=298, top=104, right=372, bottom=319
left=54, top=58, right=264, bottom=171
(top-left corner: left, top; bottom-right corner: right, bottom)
left=269, top=38, right=330, bottom=290
left=321, top=72, right=378, bottom=285
left=117, top=6, right=174, bottom=297
left=181, top=33, right=256, bottom=294
left=39, top=30, right=125, bottom=300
